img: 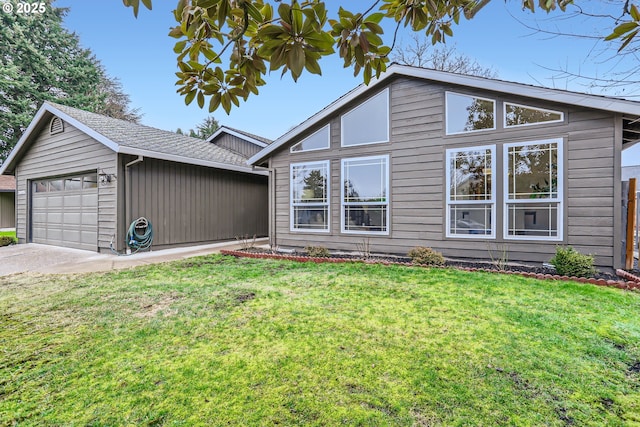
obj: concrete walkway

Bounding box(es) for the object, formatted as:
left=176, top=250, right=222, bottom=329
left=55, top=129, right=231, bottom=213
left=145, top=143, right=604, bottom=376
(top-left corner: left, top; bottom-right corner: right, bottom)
left=0, top=239, right=266, bottom=276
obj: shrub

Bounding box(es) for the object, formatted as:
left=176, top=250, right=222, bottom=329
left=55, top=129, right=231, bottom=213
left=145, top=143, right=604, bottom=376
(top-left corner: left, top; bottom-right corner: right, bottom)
left=0, top=236, right=16, bottom=247
left=549, top=246, right=595, bottom=278
left=305, top=245, right=331, bottom=258
left=408, top=247, right=445, bottom=266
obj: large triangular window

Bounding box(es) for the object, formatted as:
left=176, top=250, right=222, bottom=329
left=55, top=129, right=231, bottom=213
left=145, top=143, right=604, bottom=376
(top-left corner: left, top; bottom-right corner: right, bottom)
left=290, top=125, right=330, bottom=153
left=504, top=103, right=563, bottom=128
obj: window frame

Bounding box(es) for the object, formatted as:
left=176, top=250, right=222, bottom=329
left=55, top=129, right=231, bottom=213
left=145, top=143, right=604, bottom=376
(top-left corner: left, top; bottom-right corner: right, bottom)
left=445, top=91, right=497, bottom=136
left=290, top=124, right=331, bottom=153
left=445, top=144, right=497, bottom=239
left=340, top=155, right=390, bottom=235
left=290, top=160, right=331, bottom=233
left=340, top=88, right=390, bottom=147
left=503, top=102, right=564, bottom=129
left=503, top=138, right=564, bottom=241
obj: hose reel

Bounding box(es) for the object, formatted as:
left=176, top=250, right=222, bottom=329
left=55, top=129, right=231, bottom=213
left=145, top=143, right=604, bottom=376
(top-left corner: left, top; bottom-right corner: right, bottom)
left=126, top=217, right=153, bottom=253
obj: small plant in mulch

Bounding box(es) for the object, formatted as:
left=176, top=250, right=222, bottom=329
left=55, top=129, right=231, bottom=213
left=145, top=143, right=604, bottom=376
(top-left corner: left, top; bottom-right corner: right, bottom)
left=549, top=246, right=595, bottom=278
left=407, top=247, right=445, bottom=267
left=305, top=246, right=331, bottom=257
left=0, top=236, right=16, bottom=247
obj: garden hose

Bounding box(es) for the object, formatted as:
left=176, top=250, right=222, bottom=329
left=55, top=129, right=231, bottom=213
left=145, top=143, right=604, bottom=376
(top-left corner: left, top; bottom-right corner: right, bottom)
left=126, top=217, right=153, bottom=253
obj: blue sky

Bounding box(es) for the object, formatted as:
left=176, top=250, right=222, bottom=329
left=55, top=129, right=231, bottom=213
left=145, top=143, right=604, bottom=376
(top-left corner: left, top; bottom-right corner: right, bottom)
left=54, top=1, right=640, bottom=162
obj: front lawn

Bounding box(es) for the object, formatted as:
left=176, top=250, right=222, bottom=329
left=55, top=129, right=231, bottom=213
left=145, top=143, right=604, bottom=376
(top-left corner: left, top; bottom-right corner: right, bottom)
left=1, top=256, right=639, bottom=426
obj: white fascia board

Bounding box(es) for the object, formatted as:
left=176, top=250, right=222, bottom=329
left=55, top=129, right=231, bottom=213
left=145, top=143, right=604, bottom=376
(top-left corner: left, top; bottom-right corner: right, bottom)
left=207, top=126, right=269, bottom=148
left=117, top=146, right=269, bottom=176
left=0, top=102, right=120, bottom=175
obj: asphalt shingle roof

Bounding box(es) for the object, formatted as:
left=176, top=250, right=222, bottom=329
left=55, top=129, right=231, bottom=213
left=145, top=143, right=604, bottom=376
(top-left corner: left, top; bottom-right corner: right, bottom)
left=48, top=102, right=250, bottom=167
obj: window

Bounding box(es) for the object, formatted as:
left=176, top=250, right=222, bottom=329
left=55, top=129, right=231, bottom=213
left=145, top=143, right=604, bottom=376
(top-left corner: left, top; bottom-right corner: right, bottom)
left=290, top=125, right=330, bottom=153
left=446, top=92, right=496, bottom=135
left=341, top=155, right=389, bottom=234
left=446, top=146, right=496, bottom=238
left=504, top=103, right=563, bottom=128
left=83, top=175, right=98, bottom=189
left=341, top=89, right=389, bottom=147
left=290, top=161, right=330, bottom=232
left=504, top=139, right=562, bottom=240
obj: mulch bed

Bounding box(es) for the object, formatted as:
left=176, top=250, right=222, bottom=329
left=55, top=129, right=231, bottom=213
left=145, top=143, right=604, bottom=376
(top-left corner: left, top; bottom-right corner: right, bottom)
left=220, top=248, right=640, bottom=292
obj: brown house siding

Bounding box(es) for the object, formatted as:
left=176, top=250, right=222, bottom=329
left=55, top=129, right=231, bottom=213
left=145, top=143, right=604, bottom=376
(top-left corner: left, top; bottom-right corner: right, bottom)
left=212, top=133, right=264, bottom=158
left=268, top=77, right=619, bottom=268
left=14, top=120, right=117, bottom=251
left=123, top=156, right=268, bottom=249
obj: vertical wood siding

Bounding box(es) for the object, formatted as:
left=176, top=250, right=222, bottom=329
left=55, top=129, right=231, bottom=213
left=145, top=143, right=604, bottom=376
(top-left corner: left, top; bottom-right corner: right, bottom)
left=269, top=77, right=619, bottom=267
left=126, top=157, right=268, bottom=248
left=14, top=118, right=117, bottom=251
left=212, top=133, right=264, bottom=158
left=0, top=192, right=15, bottom=228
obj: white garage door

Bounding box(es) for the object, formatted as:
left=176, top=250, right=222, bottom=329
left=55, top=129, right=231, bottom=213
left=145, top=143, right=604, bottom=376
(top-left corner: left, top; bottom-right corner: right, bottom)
left=31, top=173, right=98, bottom=251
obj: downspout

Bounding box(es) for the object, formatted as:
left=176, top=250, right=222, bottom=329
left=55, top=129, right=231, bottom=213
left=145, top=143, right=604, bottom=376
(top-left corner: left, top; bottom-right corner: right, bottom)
left=124, top=155, right=144, bottom=245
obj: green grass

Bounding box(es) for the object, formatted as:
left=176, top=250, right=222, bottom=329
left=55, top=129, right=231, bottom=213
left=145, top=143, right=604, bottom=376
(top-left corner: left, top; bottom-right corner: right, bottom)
left=1, top=256, right=639, bottom=426
left=0, top=230, right=16, bottom=238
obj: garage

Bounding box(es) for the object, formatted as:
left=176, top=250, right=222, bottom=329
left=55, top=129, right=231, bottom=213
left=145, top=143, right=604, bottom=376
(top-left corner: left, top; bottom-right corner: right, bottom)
left=0, top=101, right=269, bottom=253
left=31, top=173, right=98, bottom=251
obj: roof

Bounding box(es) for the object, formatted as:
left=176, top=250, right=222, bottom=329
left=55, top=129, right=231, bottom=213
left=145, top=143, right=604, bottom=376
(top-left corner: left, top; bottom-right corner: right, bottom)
left=206, top=126, right=272, bottom=148
left=0, top=102, right=267, bottom=176
left=0, top=175, right=15, bottom=192
left=248, top=63, right=640, bottom=166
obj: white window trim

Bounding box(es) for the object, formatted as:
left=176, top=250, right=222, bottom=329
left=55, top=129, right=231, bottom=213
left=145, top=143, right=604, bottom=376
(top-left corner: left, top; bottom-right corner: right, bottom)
left=340, top=88, right=390, bottom=147
left=445, top=145, right=496, bottom=239
left=340, top=155, right=390, bottom=235
left=290, top=160, right=331, bottom=233
left=503, top=138, right=563, bottom=241
left=445, top=91, right=497, bottom=136
left=290, top=124, right=331, bottom=153
left=503, top=102, right=564, bottom=129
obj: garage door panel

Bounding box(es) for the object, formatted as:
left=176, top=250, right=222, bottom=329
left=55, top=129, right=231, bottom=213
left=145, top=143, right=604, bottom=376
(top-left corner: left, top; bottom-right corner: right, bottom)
left=64, top=194, right=83, bottom=207
left=30, top=174, right=98, bottom=251
left=64, top=212, right=81, bottom=224
left=84, top=212, right=98, bottom=224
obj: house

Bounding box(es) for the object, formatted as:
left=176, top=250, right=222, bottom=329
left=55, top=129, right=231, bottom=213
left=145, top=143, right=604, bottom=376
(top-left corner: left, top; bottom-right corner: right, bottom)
left=248, top=64, right=640, bottom=269
left=0, top=102, right=268, bottom=252
left=0, top=175, right=15, bottom=229
left=207, top=126, right=272, bottom=158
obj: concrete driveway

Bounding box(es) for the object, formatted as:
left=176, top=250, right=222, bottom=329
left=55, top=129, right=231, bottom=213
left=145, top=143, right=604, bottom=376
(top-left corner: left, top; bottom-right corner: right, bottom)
left=0, top=239, right=266, bottom=277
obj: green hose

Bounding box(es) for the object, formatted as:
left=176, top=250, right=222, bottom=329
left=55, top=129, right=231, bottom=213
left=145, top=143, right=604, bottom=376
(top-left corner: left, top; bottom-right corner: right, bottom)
left=127, top=217, right=153, bottom=253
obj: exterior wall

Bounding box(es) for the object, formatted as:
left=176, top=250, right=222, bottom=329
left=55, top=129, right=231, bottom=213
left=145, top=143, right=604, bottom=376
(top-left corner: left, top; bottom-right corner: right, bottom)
left=0, top=192, right=15, bottom=228
left=212, top=133, right=264, bottom=158
left=269, top=76, right=619, bottom=268
left=14, top=118, right=117, bottom=251
left=123, top=156, right=268, bottom=249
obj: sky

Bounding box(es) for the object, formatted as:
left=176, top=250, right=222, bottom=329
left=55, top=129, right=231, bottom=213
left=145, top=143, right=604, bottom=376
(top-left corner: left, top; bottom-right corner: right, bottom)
left=51, top=0, right=640, bottom=163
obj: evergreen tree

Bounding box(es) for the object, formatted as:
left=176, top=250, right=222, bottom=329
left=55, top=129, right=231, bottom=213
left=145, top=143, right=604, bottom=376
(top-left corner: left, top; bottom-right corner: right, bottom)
left=0, top=1, right=140, bottom=163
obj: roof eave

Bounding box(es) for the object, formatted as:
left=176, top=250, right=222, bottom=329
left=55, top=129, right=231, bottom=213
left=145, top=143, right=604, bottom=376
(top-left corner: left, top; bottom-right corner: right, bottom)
left=0, top=102, right=121, bottom=175
left=207, top=126, right=269, bottom=148
left=248, top=64, right=640, bottom=165
left=118, top=146, right=268, bottom=176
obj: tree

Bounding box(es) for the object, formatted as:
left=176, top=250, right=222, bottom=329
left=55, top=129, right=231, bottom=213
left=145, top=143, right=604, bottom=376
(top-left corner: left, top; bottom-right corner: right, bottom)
left=0, top=0, right=140, bottom=162
left=175, top=116, right=220, bottom=139
left=391, top=34, right=496, bottom=78
left=122, top=0, right=582, bottom=114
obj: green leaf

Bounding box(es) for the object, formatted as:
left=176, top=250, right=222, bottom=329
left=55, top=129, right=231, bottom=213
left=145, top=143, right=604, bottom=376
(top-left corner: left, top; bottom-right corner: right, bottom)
left=619, top=29, right=639, bottom=52
left=221, top=92, right=232, bottom=113
left=185, top=89, right=197, bottom=105
left=197, top=91, right=205, bottom=108
left=304, top=55, right=321, bottom=75
left=631, top=4, right=640, bottom=21
left=173, top=40, right=187, bottom=54
left=288, top=43, right=305, bottom=80
left=364, top=12, right=384, bottom=24
left=140, top=0, right=152, bottom=11
left=208, top=93, right=221, bottom=112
